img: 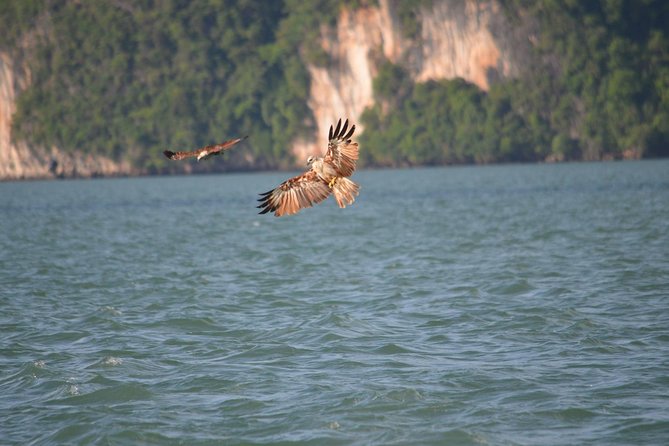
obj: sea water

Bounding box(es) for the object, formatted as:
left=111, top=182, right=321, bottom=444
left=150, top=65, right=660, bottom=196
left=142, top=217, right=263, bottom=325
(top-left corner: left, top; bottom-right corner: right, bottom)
left=1, top=160, right=668, bottom=445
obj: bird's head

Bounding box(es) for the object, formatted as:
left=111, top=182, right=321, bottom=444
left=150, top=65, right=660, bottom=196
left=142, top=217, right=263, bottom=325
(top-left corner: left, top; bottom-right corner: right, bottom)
left=306, top=155, right=315, bottom=167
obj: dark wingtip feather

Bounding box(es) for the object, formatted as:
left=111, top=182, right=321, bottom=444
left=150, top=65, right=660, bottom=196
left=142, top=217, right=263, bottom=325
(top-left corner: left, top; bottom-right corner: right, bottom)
left=344, top=125, right=355, bottom=140
left=163, top=150, right=175, bottom=159
left=339, top=119, right=348, bottom=139
left=333, top=119, right=342, bottom=139
left=328, top=125, right=333, bottom=141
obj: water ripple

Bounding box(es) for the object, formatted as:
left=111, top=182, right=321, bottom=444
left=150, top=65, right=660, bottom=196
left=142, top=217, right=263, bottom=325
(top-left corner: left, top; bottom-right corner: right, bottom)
left=1, top=162, right=668, bottom=445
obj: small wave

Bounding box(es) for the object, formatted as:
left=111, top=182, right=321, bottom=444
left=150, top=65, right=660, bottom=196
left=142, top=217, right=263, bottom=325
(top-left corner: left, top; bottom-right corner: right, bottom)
left=101, top=357, right=123, bottom=366
left=381, top=388, right=424, bottom=402
left=65, top=377, right=80, bottom=396
left=99, top=306, right=122, bottom=316
left=373, top=343, right=414, bottom=354
left=55, top=382, right=153, bottom=405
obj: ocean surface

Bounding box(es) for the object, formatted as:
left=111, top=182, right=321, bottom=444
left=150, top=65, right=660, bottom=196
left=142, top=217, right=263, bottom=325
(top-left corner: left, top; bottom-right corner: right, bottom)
left=1, top=160, right=668, bottom=445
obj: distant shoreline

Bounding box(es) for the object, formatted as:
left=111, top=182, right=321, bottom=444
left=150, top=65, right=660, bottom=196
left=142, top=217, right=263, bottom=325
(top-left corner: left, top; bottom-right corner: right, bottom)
left=2, top=156, right=664, bottom=183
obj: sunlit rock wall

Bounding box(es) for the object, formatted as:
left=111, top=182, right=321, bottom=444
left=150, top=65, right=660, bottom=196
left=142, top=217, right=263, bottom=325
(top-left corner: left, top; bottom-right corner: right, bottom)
left=295, top=0, right=523, bottom=161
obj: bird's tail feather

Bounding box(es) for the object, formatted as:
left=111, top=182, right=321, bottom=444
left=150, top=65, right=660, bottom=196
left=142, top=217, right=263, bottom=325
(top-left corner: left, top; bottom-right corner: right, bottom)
left=332, top=177, right=359, bottom=208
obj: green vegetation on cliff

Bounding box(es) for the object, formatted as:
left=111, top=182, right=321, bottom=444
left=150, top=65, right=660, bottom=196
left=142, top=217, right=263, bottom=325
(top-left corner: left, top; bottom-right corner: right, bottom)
left=0, top=0, right=354, bottom=173
left=360, top=62, right=544, bottom=165
left=361, top=0, right=669, bottom=164
left=1, top=0, right=668, bottom=173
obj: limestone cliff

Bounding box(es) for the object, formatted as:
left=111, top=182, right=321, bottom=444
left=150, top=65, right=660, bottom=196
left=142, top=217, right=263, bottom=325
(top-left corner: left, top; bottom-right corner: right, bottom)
left=0, top=0, right=527, bottom=179
left=296, top=0, right=525, bottom=161
left=0, top=52, right=133, bottom=180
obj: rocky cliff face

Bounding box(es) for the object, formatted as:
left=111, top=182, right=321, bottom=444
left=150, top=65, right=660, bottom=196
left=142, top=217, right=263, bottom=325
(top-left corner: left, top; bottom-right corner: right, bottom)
left=0, top=0, right=526, bottom=179
left=0, top=52, right=133, bottom=180
left=295, top=0, right=525, bottom=161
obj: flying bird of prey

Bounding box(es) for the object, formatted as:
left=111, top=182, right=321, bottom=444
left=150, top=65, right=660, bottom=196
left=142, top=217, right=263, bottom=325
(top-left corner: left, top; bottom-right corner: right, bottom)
left=163, top=136, right=248, bottom=161
left=258, top=118, right=360, bottom=217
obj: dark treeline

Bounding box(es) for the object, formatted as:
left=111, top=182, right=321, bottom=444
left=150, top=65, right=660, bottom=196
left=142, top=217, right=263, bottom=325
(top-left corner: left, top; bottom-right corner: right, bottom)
left=1, top=0, right=668, bottom=173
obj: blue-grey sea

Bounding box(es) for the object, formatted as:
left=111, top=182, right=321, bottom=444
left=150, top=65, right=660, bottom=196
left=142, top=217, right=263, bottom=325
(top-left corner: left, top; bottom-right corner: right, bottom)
left=1, top=160, right=668, bottom=445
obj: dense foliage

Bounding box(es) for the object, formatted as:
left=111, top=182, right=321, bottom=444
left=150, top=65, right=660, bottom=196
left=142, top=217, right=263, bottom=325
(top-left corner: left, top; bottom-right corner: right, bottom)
left=1, top=0, right=668, bottom=173
left=361, top=0, right=669, bottom=164
left=360, top=62, right=545, bottom=165
left=0, top=0, right=354, bottom=173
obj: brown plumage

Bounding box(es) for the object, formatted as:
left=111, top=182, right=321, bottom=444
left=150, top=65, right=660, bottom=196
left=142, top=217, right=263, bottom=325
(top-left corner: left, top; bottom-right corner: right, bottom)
left=163, top=136, right=248, bottom=161
left=325, top=118, right=357, bottom=177
left=257, top=118, right=360, bottom=217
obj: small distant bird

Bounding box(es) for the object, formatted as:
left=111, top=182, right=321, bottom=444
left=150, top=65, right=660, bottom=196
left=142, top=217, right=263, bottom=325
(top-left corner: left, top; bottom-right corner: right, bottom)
left=258, top=118, right=360, bottom=217
left=163, top=136, right=248, bottom=161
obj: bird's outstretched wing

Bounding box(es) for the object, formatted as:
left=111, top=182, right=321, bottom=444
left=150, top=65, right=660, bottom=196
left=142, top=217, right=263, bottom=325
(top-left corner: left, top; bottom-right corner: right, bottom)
left=324, top=119, right=358, bottom=177
left=257, top=170, right=332, bottom=217
left=163, top=136, right=248, bottom=161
